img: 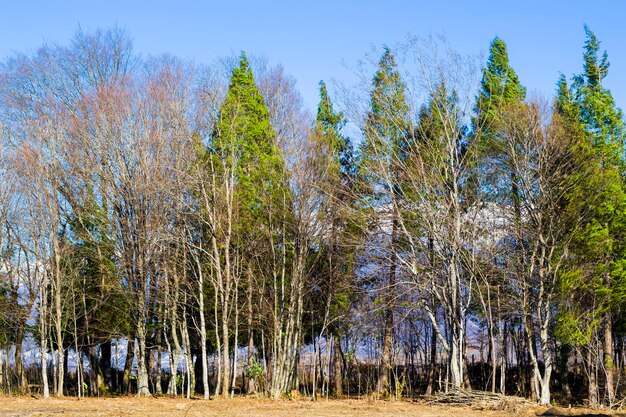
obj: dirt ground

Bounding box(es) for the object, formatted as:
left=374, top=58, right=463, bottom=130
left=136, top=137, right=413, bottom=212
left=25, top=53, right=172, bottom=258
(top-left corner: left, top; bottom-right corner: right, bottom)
left=0, top=397, right=623, bottom=417
left=0, top=396, right=555, bottom=417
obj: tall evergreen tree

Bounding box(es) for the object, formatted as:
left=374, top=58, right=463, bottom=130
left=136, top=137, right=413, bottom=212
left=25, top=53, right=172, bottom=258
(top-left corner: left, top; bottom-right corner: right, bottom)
left=558, top=26, right=626, bottom=407
left=61, top=193, right=125, bottom=395
left=310, top=80, right=357, bottom=396
left=359, top=47, right=410, bottom=396
left=210, top=52, right=290, bottom=397
left=473, top=36, right=526, bottom=395
left=214, top=53, right=287, bottom=223
left=474, top=37, right=526, bottom=137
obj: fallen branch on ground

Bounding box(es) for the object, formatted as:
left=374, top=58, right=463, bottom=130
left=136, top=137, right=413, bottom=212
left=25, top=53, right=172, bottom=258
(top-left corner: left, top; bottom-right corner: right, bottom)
left=425, top=388, right=534, bottom=412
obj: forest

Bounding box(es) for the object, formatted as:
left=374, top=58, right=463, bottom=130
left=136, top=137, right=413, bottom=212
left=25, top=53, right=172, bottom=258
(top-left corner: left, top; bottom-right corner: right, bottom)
left=0, top=25, right=624, bottom=409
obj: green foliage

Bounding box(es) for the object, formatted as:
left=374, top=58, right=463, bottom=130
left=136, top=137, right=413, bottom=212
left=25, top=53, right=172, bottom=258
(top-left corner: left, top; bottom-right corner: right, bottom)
left=473, top=36, right=526, bottom=205
left=212, top=52, right=291, bottom=239
left=208, top=53, right=295, bottom=354
left=244, top=357, right=264, bottom=379
left=557, top=26, right=626, bottom=346
left=316, top=80, right=354, bottom=178
left=474, top=37, right=526, bottom=138
left=61, top=191, right=130, bottom=341
left=359, top=47, right=411, bottom=204
left=210, top=51, right=293, bottom=273
left=305, top=80, right=359, bottom=338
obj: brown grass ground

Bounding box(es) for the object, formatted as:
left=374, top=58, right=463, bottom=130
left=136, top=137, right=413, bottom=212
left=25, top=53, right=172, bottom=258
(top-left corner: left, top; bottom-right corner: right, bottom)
left=1, top=396, right=624, bottom=417
left=0, top=396, right=554, bottom=417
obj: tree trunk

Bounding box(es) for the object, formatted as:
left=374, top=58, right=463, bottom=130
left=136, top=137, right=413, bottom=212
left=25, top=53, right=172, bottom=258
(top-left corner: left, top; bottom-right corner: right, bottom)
left=604, top=311, right=614, bottom=405
left=333, top=333, right=342, bottom=396
left=221, top=305, right=231, bottom=398
left=53, top=243, right=64, bottom=398
left=198, top=269, right=210, bottom=399
left=247, top=266, right=256, bottom=395
left=40, top=334, right=50, bottom=398
left=99, top=340, right=112, bottom=394
left=425, top=323, right=437, bottom=396
left=155, top=346, right=163, bottom=396
left=462, top=333, right=472, bottom=391
left=587, top=347, right=598, bottom=408
left=167, top=326, right=181, bottom=396
left=180, top=309, right=194, bottom=399
left=489, top=322, right=497, bottom=393
left=123, top=338, right=135, bottom=394
left=231, top=288, right=239, bottom=398
left=500, top=320, right=507, bottom=394
left=15, top=324, right=28, bottom=395
left=377, top=210, right=397, bottom=396
left=136, top=324, right=151, bottom=397
left=88, top=345, right=99, bottom=396
left=425, top=239, right=437, bottom=396
left=449, top=327, right=463, bottom=389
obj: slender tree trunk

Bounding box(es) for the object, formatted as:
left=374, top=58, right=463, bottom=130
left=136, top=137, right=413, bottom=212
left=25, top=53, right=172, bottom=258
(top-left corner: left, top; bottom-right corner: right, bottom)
left=15, top=324, right=28, bottom=395
left=500, top=320, right=507, bottom=394
left=155, top=343, right=163, bottom=395
left=167, top=270, right=181, bottom=396
left=221, top=300, right=231, bottom=398
left=247, top=265, right=256, bottom=395
left=0, top=348, right=4, bottom=394
left=39, top=277, right=50, bottom=398
left=100, top=340, right=112, bottom=394
left=163, top=329, right=173, bottom=396
left=489, top=321, right=496, bottom=393
left=231, top=288, right=239, bottom=398
left=53, top=242, right=64, bottom=398
left=587, top=347, right=598, bottom=408
left=462, top=332, right=472, bottom=391
left=425, top=322, right=437, bottom=396
left=377, top=210, right=397, bottom=396
left=199, top=275, right=210, bottom=399
left=123, top=338, right=135, bottom=395
left=312, top=336, right=318, bottom=400
left=40, top=333, right=50, bottom=398
left=136, top=322, right=151, bottom=397
left=213, top=281, right=221, bottom=397
left=333, top=333, right=342, bottom=396
left=425, top=238, right=437, bottom=396
left=180, top=305, right=194, bottom=399
left=604, top=311, right=614, bottom=405
left=51, top=333, right=58, bottom=396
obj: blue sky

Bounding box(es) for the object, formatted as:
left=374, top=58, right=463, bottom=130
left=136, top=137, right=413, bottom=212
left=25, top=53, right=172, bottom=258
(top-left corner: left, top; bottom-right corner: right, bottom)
left=1, top=1, right=624, bottom=113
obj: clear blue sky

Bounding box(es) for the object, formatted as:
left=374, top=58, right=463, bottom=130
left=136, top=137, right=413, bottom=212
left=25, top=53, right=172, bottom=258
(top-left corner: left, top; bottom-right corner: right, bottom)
left=1, top=1, right=625, bottom=113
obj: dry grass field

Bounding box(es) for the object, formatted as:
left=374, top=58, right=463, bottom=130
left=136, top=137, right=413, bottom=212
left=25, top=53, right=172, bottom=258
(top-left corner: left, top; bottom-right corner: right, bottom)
left=0, top=397, right=620, bottom=417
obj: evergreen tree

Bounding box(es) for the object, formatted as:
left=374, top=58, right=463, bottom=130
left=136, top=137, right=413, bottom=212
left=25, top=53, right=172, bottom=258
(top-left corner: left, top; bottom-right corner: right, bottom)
left=213, top=53, right=287, bottom=228
left=62, top=194, right=125, bottom=395
left=310, top=80, right=357, bottom=396
left=359, top=47, right=410, bottom=396
left=473, top=37, right=526, bottom=395
left=558, top=26, right=626, bottom=407
left=474, top=37, right=526, bottom=138
left=316, top=80, right=354, bottom=177
left=210, top=52, right=291, bottom=397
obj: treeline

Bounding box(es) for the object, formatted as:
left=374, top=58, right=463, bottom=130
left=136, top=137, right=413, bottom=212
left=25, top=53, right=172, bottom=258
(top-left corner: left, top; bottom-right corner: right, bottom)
left=0, top=26, right=624, bottom=407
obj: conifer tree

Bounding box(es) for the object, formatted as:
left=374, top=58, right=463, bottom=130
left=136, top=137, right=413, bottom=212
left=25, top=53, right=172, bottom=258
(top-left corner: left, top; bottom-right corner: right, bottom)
left=473, top=36, right=526, bottom=395
left=558, top=26, right=626, bottom=407
left=62, top=194, right=124, bottom=395
left=211, top=53, right=290, bottom=397
left=311, top=80, right=356, bottom=396
left=359, top=47, right=410, bottom=396
left=474, top=37, right=526, bottom=135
